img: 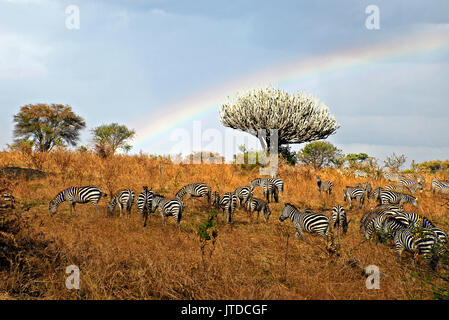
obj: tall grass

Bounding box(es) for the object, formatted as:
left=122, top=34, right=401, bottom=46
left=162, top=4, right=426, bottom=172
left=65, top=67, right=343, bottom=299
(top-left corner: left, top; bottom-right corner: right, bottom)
left=0, top=149, right=448, bottom=299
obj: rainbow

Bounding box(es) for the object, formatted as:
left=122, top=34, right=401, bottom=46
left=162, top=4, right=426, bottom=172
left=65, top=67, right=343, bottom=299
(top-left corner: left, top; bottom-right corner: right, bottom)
left=133, top=28, right=449, bottom=150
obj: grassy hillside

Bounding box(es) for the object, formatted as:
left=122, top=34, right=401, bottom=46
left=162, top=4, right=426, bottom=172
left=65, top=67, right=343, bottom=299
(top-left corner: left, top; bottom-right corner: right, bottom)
left=1, top=150, right=448, bottom=299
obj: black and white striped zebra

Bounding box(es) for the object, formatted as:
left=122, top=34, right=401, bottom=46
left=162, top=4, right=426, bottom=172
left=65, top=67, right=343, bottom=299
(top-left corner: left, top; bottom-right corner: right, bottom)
left=49, top=186, right=107, bottom=215
left=279, top=203, right=330, bottom=241
left=363, top=211, right=396, bottom=240
left=0, top=191, right=15, bottom=212
left=260, top=179, right=279, bottom=203
left=151, top=194, right=184, bottom=228
left=354, top=170, right=368, bottom=178
left=107, top=189, right=135, bottom=217
left=245, top=197, right=271, bottom=222
left=175, top=183, right=212, bottom=204
left=250, top=178, right=284, bottom=195
left=218, top=192, right=237, bottom=223
left=343, top=186, right=366, bottom=208
left=331, top=205, right=350, bottom=234
left=234, top=186, right=254, bottom=207
left=359, top=204, right=402, bottom=235
left=316, top=175, right=332, bottom=195
left=393, top=227, right=440, bottom=263
left=370, top=188, right=418, bottom=207
left=383, top=172, right=401, bottom=182
left=355, top=182, right=372, bottom=196
left=398, top=178, right=423, bottom=194
left=384, top=184, right=404, bottom=193
left=137, top=186, right=154, bottom=227
left=431, top=178, right=449, bottom=195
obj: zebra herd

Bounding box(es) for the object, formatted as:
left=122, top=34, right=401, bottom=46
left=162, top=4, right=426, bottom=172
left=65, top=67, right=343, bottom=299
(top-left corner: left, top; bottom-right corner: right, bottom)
left=45, top=172, right=449, bottom=267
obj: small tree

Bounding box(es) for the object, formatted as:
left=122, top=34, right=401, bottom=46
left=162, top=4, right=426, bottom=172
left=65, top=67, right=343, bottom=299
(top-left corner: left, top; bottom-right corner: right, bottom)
left=91, top=123, right=136, bottom=158
left=345, top=153, right=369, bottom=169
left=384, top=153, right=406, bottom=172
left=297, top=141, right=343, bottom=169
left=13, top=104, right=86, bottom=152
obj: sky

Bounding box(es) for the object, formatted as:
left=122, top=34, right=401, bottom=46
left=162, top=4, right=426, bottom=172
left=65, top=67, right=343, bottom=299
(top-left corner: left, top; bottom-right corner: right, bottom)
left=0, top=0, right=448, bottom=167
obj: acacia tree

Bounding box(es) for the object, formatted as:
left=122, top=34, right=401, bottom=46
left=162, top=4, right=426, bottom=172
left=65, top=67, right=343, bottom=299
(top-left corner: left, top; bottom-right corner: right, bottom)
left=91, top=123, right=136, bottom=158
left=297, top=141, right=343, bottom=169
left=13, top=104, right=86, bottom=152
left=219, top=87, right=340, bottom=153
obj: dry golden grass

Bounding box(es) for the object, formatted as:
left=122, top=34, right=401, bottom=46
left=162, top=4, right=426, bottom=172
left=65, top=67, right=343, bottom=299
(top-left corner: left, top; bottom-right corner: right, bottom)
left=1, top=149, right=448, bottom=300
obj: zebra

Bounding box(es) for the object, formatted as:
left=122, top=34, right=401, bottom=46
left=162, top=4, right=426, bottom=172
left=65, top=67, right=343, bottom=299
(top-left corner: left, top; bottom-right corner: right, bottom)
left=393, top=227, right=440, bottom=263
left=175, top=183, right=212, bottom=205
left=151, top=194, right=184, bottom=228
left=245, top=197, right=271, bottom=222
left=49, top=186, right=107, bottom=215
left=383, top=172, right=401, bottom=182
left=279, top=203, right=330, bottom=241
left=316, top=175, right=332, bottom=195
left=260, top=179, right=279, bottom=203
left=343, top=186, right=366, bottom=209
left=389, top=211, right=434, bottom=230
left=431, top=178, right=449, bottom=195
left=137, top=186, right=154, bottom=227
left=0, top=191, right=15, bottom=212
left=218, top=192, right=237, bottom=223
left=384, top=184, right=404, bottom=193
left=363, top=211, right=397, bottom=240
left=331, top=205, right=350, bottom=234
left=398, top=178, right=423, bottom=194
left=359, top=204, right=402, bottom=236
left=354, top=170, right=368, bottom=178
left=370, top=189, right=418, bottom=207
left=234, top=185, right=254, bottom=207
left=107, top=189, right=135, bottom=217
left=250, top=178, right=284, bottom=195
left=355, top=182, right=372, bottom=196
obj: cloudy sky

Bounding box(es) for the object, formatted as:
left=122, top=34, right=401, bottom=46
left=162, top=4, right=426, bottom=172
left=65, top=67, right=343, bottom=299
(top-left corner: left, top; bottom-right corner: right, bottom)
left=0, top=0, right=448, bottom=167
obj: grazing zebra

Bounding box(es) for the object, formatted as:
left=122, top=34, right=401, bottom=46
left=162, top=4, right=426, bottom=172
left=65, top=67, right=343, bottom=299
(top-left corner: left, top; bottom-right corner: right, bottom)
left=343, top=186, right=366, bottom=208
left=234, top=186, right=254, bottom=207
left=316, top=175, right=332, bottom=195
left=151, top=194, right=184, bottom=228
left=355, top=182, right=372, bottom=196
left=359, top=204, right=402, bottom=235
left=393, top=228, right=440, bottom=263
left=390, top=211, right=434, bottom=230
left=175, top=183, right=211, bottom=204
left=218, top=192, right=237, bottom=223
left=107, top=189, right=135, bottom=217
left=211, top=191, right=220, bottom=209
left=261, top=179, right=279, bottom=203
left=245, top=197, right=271, bottom=222
left=431, top=178, right=449, bottom=195
left=137, top=186, right=154, bottom=227
left=363, top=211, right=396, bottom=240
left=370, top=189, right=418, bottom=207
left=0, top=191, right=15, bottom=212
left=49, top=186, right=107, bottom=215
left=354, top=170, right=368, bottom=178
left=398, top=178, right=423, bottom=194
left=383, top=172, right=401, bottom=182
left=331, top=205, right=349, bottom=234
left=251, top=178, right=284, bottom=195
left=279, top=203, right=330, bottom=241
left=384, top=184, right=404, bottom=193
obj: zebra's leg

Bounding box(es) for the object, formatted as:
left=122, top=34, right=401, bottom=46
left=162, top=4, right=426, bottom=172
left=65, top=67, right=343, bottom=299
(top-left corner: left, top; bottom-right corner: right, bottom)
left=143, top=212, right=148, bottom=227
left=72, top=203, right=77, bottom=215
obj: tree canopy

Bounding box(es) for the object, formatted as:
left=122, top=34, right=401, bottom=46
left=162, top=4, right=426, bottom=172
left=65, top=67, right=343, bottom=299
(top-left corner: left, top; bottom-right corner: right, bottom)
left=91, top=123, right=136, bottom=158
left=297, top=141, right=343, bottom=169
left=13, top=104, right=86, bottom=152
left=219, top=86, right=340, bottom=152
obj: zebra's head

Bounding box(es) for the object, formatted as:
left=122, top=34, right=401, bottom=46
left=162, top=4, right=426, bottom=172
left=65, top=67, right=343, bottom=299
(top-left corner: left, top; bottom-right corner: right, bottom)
left=279, top=203, right=295, bottom=222
left=263, top=204, right=271, bottom=222
left=48, top=200, right=58, bottom=215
